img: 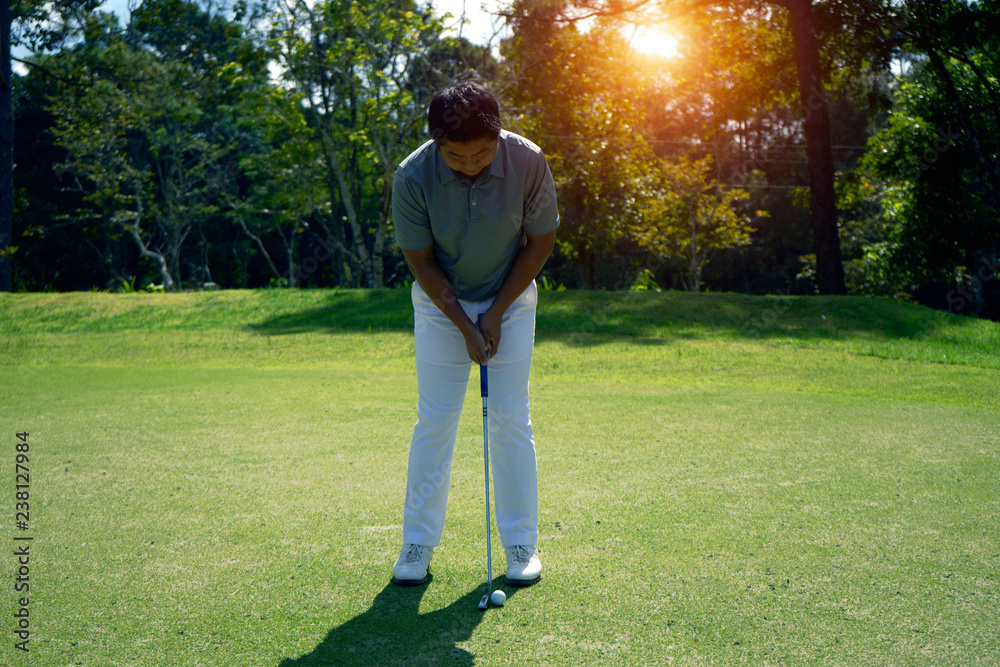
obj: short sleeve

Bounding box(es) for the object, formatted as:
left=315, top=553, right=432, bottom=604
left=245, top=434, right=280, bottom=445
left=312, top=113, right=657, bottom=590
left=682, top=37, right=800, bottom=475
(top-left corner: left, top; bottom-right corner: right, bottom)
left=392, top=169, right=434, bottom=251
left=522, top=153, right=560, bottom=236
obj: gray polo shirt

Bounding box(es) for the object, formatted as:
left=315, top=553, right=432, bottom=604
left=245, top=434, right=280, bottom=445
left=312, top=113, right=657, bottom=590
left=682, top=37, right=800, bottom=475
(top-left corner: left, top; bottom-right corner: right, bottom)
left=392, top=130, right=560, bottom=301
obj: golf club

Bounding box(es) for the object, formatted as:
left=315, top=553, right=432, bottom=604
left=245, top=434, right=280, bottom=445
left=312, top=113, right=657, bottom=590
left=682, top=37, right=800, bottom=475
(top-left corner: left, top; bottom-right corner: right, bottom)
left=477, top=314, right=492, bottom=611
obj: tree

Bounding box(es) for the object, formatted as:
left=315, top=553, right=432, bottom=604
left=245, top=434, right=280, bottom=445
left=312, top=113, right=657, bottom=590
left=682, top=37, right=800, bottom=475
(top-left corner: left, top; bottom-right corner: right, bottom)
left=551, top=0, right=907, bottom=294
left=630, top=3, right=805, bottom=293
left=2, top=0, right=12, bottom=291
left=501, top=0, right=659, bottom=288
left=781, top=0, right=844, bottom=295
left=40, top=1, right=271, bottom=290
left=217, top=62, right=327, bottom=287
left=858, top=0, right=999, bottom=312
left=633, top=155, right=759, bottom=290
left=5, top=0, right=107, bottom=291
left=127, top=0, right=273, bottom=288
left=46, top=25, right=179, bottom=289
left=269, top=0, right=454, bottom=288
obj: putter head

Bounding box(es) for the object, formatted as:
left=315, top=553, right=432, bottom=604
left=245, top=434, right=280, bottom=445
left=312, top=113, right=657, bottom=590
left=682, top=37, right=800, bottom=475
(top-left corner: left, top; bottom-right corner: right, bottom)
left=478, top=594, right=489, bottom=611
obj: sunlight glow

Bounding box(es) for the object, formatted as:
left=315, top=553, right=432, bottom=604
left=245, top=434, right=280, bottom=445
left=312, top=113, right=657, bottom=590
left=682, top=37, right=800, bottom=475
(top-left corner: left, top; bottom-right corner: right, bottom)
left=627, top=25, right=680, bottom=60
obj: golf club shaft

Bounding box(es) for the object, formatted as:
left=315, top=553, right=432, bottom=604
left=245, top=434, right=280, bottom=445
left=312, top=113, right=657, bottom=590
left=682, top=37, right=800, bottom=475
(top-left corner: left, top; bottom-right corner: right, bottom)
left=479, top=314, right=492, bottom=605
left=483, top=389, right=491, bottom=588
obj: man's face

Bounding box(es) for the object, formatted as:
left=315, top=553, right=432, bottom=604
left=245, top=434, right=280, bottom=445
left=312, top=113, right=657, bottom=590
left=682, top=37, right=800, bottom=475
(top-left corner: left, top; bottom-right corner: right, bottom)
left=438, top=137, right=499, bottom=180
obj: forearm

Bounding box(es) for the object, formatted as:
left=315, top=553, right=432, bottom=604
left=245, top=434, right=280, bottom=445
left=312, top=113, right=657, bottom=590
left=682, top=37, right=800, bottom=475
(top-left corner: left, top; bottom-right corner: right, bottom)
left=486, top=231, right=555, bottom=319
left=406, top=254, right=478, bottom=338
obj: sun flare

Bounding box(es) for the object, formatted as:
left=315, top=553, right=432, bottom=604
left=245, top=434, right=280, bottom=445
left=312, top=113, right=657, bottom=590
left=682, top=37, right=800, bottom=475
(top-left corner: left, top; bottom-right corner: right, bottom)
left=627, top=25, right=680, bottom=59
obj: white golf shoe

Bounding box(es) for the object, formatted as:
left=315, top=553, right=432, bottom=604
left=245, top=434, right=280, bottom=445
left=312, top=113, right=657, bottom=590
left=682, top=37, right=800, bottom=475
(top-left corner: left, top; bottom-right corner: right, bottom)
left=504, top=545, right=542, bottom=586
left=391, top=544, right=433, bottom=586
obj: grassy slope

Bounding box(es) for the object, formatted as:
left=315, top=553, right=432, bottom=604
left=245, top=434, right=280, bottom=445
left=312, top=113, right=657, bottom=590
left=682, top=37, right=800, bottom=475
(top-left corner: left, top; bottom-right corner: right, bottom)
left=1, top=290, right=998, bottom=666
left=3, top=288, right=998, bottom=367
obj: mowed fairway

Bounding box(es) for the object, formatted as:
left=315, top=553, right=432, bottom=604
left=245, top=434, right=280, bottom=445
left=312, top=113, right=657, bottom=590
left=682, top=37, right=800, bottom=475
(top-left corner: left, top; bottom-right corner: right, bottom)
left=2, top=289, right=999, bottom=666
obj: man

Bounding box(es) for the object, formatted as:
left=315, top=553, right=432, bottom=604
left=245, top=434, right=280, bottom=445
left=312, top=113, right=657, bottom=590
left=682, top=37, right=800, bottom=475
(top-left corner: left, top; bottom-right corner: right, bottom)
left=390, top=81, right=559, bottom=587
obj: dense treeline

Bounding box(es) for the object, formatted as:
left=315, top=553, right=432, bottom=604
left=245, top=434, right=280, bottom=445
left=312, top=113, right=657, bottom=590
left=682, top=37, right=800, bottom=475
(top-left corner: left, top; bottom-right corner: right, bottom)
left=5, top=0, right=998, bottom=318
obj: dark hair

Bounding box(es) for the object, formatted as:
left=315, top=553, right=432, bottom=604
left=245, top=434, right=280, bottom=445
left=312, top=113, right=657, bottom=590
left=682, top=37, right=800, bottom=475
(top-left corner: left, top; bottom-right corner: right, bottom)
left=427, top=82, right=502, bottom=145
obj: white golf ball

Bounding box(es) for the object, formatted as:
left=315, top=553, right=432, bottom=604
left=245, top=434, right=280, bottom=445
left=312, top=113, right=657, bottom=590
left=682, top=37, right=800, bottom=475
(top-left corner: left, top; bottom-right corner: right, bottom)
left=490, top=589, right=506, bottom=606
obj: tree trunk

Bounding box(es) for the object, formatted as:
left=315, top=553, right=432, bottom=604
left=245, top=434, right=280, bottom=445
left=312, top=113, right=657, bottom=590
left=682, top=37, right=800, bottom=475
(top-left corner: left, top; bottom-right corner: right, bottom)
left=284, top=230, right=296, bottom=288
left=233, top=207, right=283, bottom=283
left=689, top=210, right=700, bottom=291
left=0, top=0, right=13, bottom=291
left=129, top=227, right=175, bottom=292
left=785, top=0, right=845, bottom=295
left=372, top=228, right=385, bottom=289
left=130, top=189, right=175, bottom=291
left=319, top=219, right=352, bottom=286
left=329, top=153, right=376, bottom=287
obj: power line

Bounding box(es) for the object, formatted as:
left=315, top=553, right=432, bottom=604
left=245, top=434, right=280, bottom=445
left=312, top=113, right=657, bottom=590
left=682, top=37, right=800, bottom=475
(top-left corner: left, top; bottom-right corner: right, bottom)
left=528, top=132, right=868, bottom=152
left=527, top=134, right=869, bottom=166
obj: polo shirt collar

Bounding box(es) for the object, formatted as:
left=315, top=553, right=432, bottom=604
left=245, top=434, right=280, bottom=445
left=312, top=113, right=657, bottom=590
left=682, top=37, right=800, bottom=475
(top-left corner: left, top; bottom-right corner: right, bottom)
left=436, top=147, right=456, bottom=185
left=489, top=132, right=507, bottom=179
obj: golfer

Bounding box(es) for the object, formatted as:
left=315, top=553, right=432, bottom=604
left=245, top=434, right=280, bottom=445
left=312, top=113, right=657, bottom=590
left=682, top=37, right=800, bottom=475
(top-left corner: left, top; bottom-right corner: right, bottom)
left=390, top=82, right=559, bottom=587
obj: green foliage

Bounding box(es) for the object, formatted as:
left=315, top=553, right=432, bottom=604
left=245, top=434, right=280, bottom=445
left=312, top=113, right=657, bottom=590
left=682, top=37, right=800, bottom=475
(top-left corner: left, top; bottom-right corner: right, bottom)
left=10, top=0, right=103, bottom=51
left=114, top=274, right=137, bottom=293
left=502, top=1, right=659, bottom=288
left=628, top=267, right=661, bottom=292
left=857, top=0, right=1000, bottom=293
left=7, top=0, right=999, bottom=313
left=833, top=166, right=911, bottom=297
left=12, top=0, right=496, bottom=290
left=217, top=62, right=324, bottom=286
left=633, top=155, right=760, bottom=291
left=537, top=275, right=566, bottom=291
left=38, top=1, right=275, bottom=291
left=268, top=0, right=487, bottom=287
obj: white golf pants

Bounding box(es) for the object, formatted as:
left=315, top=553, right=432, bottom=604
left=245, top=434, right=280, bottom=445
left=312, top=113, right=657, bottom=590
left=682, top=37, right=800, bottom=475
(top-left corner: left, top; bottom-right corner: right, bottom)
left=402, top=280, right=539, bottom=549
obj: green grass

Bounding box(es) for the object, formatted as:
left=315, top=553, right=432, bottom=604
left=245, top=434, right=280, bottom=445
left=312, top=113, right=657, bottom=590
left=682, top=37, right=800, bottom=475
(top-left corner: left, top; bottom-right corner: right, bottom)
left=1, top=289, right=999, bottom=666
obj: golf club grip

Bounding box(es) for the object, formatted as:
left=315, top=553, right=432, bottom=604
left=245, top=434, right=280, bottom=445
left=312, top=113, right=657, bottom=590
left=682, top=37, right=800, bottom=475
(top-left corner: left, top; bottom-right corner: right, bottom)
left=478, top=314, right=488, bottom=397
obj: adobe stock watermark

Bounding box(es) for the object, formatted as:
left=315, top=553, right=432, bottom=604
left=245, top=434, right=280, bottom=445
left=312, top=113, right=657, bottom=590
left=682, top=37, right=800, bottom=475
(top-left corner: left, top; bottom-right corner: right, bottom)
left=946, top=257, right=1000, bottom=314
left=284, top=233, right=345, bottom=286
left=510, top=179, right=558, bottom=231
left=411, top=279, right=480, bottom=359
left=743, top=288, right=793, bottom=337
left=799, top=84, right=829, bottom=124
left=487, top=403, right=515, bottom=432
left=564, top=254, right=670, bottom=345
left=800, top=84, right=958, bottom=172
left=406, top=460, right=453, bottom=512
left=913, top=126, right=958, bottom=172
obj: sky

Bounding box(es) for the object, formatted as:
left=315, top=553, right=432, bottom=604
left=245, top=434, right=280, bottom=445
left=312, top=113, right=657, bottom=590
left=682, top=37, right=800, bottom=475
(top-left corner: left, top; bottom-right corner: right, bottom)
left=10, top=1, right=505, bottom=73
left=94, top=0, right=507, bottom=43
left=13, top=0, right=674, bottom=77
left=433, top=0, right=511, bottom=44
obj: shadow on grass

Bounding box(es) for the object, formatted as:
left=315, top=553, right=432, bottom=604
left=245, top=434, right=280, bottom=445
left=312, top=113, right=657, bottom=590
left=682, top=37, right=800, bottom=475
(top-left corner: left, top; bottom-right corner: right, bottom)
left=278, top=577, right=515, bottom=666
left=246, top=288, right=989, bottom=351
left=248, top=289, right=414, bottom=335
